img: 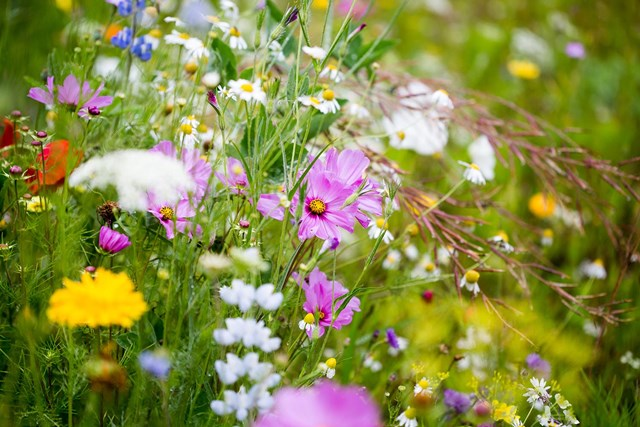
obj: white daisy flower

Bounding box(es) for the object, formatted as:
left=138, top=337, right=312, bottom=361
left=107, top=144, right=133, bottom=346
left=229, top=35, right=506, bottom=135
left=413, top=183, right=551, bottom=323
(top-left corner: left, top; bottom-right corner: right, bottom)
left=217, top=85, right=237, bottom=101
left=460, top=270, right=480, bottom=296
left=382, top=249, right=401, bottom=270
left=579, top=258, right=607, bottom=279
left=298, top=89, right=339, bottom=114
left=164, top=29, right=192, bottom=46
left=403, top=243, right=419, bottom=260
left=228, top=79, right=267, bottom=104
left=413, top=377, right=433, bottom=396
left=411, top=255, right=440, bottom=278
left=488, top=231, right=515, bottom=253
left=164, top=16, right=185, bottom=27
left=319, top=64, right=344, bottom=82
left=298, top=312, right=316, bottom=334
left=178, top=115, right=201, bottom=147
left=541, top=228, right=554, bottom=247
left=367, top=218, right=394, bottom=243
left=227, top=26, right=247, bottom=50
left=396, top=407, right=418, bottom=427
left=302, top=45, right=327, bottom=60
left=205, top=15, right=231, bottom=32
left=459, top=161, right=487, bottom=185
left=318, top=358, right=336, bottom=379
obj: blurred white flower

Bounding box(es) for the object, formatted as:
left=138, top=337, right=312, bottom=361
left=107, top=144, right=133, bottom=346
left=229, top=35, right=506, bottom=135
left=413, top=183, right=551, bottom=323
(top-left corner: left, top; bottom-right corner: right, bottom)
left=213, top=318, right=281, bottom=352
left=69, top=150, right=195, bottom=212
left=579, top=259, right=607, bottom=279
left=228, top=79, right=266, bottom=104
left=468, top=135, right=496, bottom=181
left=302, top=45, right=327, bottom=60
left=459, top=161, right=486, bottom=185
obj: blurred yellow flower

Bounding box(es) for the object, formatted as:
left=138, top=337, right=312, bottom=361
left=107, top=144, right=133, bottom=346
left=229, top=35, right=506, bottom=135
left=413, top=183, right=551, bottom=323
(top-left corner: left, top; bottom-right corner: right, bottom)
left=25, top=196, right=51, bottom=213
left=492, top=400, right=518, bottom=423
left=47, top=268, right=147, bottom=328
left=507, top=59, right=541, bottom=80
left=55, top=0, right=73, bottom=13
left=312, top=0, right=329, bottom=9
left=528, top=193, right=556, bottom=218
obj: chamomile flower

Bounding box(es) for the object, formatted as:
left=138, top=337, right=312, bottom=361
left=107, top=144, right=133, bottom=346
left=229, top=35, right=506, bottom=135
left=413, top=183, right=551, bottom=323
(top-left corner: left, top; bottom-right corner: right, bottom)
left=217, top=85, right=237, bottom=101
left=488, top=231, right=515, bottom=253
left=227, top=26, right=247, bottom=50
left=460, top=269, right=480, bottom=296
left=228, top=79, right=266, bottom=104
left=298, top=312, right=317, bottom=334
left=178, top=115, right=201, bottom=147
left=382, top=249, right=401, bottom=270
left=318, top=357, right=337, bottom=379
left=411, top=255, right=440, bottom=279
left=298, top=88, right=340, bottom=114
left=302, top=45, right=327, bottom=60
left=164, top=29, right=193, bottom=46
left=367, top=218, right=394, bottom=243
left=205, top=15, right=231, bottom=32
left=541, top=228, right=554, bottom=246
left=459, top=161, right=487, bottom=185
left=396, top=407, right=418, bottom=427
left=319, top=64, right=344, bottom=82
left=580, top=258, right=607, bottom=279
left=413, top=377, right=433, bottom=396
left=468, top=135, right=496, bottom=181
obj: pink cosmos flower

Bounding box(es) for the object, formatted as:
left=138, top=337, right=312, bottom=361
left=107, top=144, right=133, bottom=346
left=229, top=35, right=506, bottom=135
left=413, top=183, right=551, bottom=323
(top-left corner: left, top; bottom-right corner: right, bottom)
left=216, top=157, right=249, bottom=195
left=314, top=148, right=382, bottom=227
left=148, top=197, right=201, bottom=239
left=257, top=193, right=286, bottom=221
left=28, top=74, right=113, bottom=117
left=253, top=381, right=381, bottom=427
left=98, top=226, right=131, bottom=254
left=298, top=170, right=358, bottom=243
left=297, top=267, right=360, bottom=338
left=150, top=140, right=212, bottom=201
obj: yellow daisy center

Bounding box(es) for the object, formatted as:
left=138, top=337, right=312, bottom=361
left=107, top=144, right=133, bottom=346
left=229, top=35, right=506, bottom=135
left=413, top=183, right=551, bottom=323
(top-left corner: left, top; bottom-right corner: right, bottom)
left=418, top=379, right=429, bottom=388
left=322, top=89, right=335, bottom=101
left=396, top=130, right=406, bottom=140
left=325, top=358, right=337, bottom=369
left=229, top=27, right=241, bottom=37
left=465, top=269, right=480, bottom=284
left=303, top=312, right=315, bottom=324
left=375, top=218, right=387, bottom=229
left=425, top=263, right=435, bottom=272
left=180, top=123, right=193, bottom=135
left=240, top=83, right=254, bottom=92
left=404, top=407, right=417, bottom=419
left=469, top=163, right=480, bottom=170
left=309, top=198, right=326, bottom=215
left=179, top=32, right=190, bottom=40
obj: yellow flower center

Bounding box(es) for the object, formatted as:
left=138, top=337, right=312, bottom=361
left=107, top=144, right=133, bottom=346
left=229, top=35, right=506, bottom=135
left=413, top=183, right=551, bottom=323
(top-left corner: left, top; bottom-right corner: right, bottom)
left=418, top=379, right=429, bottom=389
left=496, top=230, right=509, bottom=242
left=309, top=96, right=321, bottom=105
left=303, top=312, right=315, bottom=324
left=197, top=123, right=208, bottom=133
left=327, top=64, right=337, bottom=71
left=318, top=311, right=325, bottom=319
left=232, top=164, right=244, bottom=175
left=325, top=358, right=337, bottom=369
left=469, top=163, right=480, bottom=170
left=404, top=407, right=417, bottom=419
left=543, top=228, right=554, bottom=238
left=375, top=218, right=387, bottom=229
left=179, top=32, right=190, bottom=40
left=396, top=130, right=406, bottom=140
left=240, top=83, right=254, bottom=92
left=594, top=258, right=604, bottom=267
left=185, top=62, right=198, bottom=73
left=309, top=199, right=326, bottom=215
left=425, top=263, right=435, bottom=272
left=229, top=27, right=241, bottom=37
left=160, top=206, right=174, bottom=221
left=406, top=223, right=419, bottom=236
left=322, top=89, right=335, bottom=101
left=149, top=29, right=162, bottom=38
left=180, top=123, right=193, bottom=135
left=465, top=269, right=480, bottom=284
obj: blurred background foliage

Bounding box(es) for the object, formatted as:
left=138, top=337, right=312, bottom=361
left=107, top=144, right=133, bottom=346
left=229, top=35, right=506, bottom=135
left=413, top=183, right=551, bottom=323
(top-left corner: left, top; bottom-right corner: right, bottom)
left=1, top=0, right=638, bottom=422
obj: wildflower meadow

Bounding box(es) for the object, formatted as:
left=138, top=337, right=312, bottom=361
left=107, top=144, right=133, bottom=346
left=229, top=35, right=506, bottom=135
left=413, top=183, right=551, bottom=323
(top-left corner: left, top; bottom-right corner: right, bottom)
left=1, top=0, right=639, bottom=426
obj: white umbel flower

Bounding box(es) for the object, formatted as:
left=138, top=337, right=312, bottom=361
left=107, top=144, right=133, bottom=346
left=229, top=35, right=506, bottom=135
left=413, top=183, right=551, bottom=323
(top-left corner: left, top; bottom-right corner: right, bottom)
left=213, top=318, right=281, bottom=352
left=459, top=161, right=487, bottom=185
left=68, top=150, right=195, bottom=212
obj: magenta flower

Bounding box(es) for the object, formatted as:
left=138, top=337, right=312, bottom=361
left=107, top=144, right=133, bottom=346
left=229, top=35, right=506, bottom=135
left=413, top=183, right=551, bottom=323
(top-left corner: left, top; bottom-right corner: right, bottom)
left=98, top=226, right=131, bottom=254
left=148, top=197, right=201, bottom=239
left=257, top=193, right=286, bottom=221
left=27, top=76, right=55, bottom=107
left=150, top=140, right=212, bottom=201
left=253, top=381, right=381, bottom=427
left=28, top=74, right=113, bottom=117
left=298, top=170, right=358, bottom=243
left=216, top=157, right=249, bottom=195
left=312, top=148, right=382, bottom=227
left=298, top=267, right=360, bottom=338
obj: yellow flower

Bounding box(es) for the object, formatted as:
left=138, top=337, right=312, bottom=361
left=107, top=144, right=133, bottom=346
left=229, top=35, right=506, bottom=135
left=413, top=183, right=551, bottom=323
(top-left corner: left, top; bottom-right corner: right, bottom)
left=25, top=196, right=51, bottom=213
left=528, top=193, right=556, bottom=218
left=312, top=0, right=329, bottom=9
left=47, top=268, right=147, bottom=328
left=492, top=400, right=518, bottom=423
left=507, top=59, right=541, bottom=80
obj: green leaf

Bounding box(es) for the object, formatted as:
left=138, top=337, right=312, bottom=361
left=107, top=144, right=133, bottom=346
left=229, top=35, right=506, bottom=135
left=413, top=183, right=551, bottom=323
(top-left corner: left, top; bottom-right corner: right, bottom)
left=210, top=38, right=237, bottom=83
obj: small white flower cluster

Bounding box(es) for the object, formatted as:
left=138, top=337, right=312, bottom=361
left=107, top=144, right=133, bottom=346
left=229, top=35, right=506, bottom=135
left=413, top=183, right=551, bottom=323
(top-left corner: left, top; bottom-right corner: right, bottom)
left=68, top=150, right=195, bottom=212
left=621, top=351, right=640, bottom=369
left=219, top=279, right=283, bottom=312
left=211, top=275, right=283, bottom=421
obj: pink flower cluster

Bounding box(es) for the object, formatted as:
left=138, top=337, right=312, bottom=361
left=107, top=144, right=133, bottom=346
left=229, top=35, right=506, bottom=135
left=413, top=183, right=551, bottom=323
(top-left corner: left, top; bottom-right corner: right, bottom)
left=257, top=148, right=382, bottom=245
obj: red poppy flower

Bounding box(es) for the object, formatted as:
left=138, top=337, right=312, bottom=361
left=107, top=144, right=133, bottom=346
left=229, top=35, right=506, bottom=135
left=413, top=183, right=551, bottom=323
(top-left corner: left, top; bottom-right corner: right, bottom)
left=26, top=140, right=82, bottom=192
left=1, top=119, right=15, bottom=150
